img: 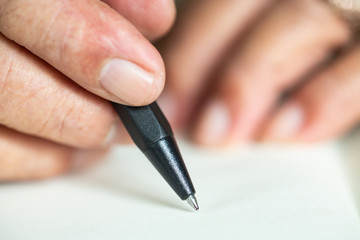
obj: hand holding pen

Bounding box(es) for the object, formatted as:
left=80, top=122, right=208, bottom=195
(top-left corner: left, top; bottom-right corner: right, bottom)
left=0, top=0, right=175, bottom=179
left=0, top=0, right=198, bottom=209
left=1, top=0, right=360, bottom=190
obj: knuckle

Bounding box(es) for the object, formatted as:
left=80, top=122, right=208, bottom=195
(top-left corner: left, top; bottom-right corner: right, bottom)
left=40, top=94, right=114, bottom=148
left=0, top=0, right=21, bottom=32
left=36, top=95, right=80, bottom=144
left=0, top=58, right=19, bottom=124
left=0, top=58, right=14, bottom=98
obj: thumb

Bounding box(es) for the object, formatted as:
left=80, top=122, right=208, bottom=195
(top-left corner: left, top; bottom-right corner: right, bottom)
left=0, top=0, right=165, bottom=106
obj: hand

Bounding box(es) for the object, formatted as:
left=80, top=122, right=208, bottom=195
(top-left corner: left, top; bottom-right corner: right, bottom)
left=158, top=0, right=359, bottom=146
left=0, top=0, right=175, bottom=180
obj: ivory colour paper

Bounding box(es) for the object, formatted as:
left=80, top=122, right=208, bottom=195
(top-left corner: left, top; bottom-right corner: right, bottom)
left=1, top=139, right=360, bottom=240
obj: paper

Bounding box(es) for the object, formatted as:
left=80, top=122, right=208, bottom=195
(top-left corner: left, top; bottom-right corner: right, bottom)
left=1, top=141, right=360, bottom=240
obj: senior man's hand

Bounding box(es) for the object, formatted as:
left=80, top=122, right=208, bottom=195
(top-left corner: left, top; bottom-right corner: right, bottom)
left=0, top=0, right=175, bottom=180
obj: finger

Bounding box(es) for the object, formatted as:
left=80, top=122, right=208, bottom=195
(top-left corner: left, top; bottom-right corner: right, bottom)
left=193, top=0, right=350, bottom=145
left=158, top=0, right=275, bottom=127
left=329, top=0, right=360, bottom=33
left=0, top=33, right=123, bottom=148
left=102, top=0, right=176, bottom=40
left=0, top=0, right=165, bottom=106
left=0, top=125, right=72, bottom=181
left=262, top=44, right=360, bottom=141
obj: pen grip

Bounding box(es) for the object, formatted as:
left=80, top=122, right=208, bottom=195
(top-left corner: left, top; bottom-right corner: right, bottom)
left=111, top=102, right=173, bottom=152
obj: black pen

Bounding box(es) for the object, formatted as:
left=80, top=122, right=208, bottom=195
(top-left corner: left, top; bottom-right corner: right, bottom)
left=111, top=102, right=199, bottom=210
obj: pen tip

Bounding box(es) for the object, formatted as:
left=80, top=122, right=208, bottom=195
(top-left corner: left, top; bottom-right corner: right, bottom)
left=186, top=194, right=199, bottom=211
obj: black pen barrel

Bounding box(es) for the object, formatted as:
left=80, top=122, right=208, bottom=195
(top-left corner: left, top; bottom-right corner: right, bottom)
left=112, top=102, right=196, bottom=200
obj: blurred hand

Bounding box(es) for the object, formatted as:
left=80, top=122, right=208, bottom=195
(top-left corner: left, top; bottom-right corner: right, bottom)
left=0, top=0, right=175, bottom=180
left=158, top=0, right=360, bottom=146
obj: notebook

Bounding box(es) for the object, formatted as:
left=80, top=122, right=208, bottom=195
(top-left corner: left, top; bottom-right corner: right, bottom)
left=1, top=136, right=360, bottom=240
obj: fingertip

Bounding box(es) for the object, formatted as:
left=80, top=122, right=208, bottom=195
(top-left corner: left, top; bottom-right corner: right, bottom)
left=103, top=0, right=176, bottom=40
left=261, top=102, right=306, bottom=142
left=103, top=120, right=134, bottom=145
left=193, top=99, right=231, bottom=146
left=99, top=58, right=165, bottom=106
left=142, top=0, right=176, bottom=40
left=157, top=90, right=179, bottom=126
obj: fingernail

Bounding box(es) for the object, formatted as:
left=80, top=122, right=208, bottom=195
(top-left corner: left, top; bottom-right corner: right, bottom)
left=100, top=59, right=156, bottom=105
left=157, top=91, right=178, bottom=124
left=263, top=103, right=304, bottom=141
left=102, top=122, right=118, bottom=146
left=102, top=121, right=133, bottom=145
left=194, top=100, right=231, bottom=145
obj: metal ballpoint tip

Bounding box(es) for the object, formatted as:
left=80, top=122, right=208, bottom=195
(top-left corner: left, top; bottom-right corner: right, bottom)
left=186, top=195, right=199, bottom=211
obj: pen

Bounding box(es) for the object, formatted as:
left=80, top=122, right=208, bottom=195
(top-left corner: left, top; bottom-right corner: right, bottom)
left=111, top=102, right=199, bottom=210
